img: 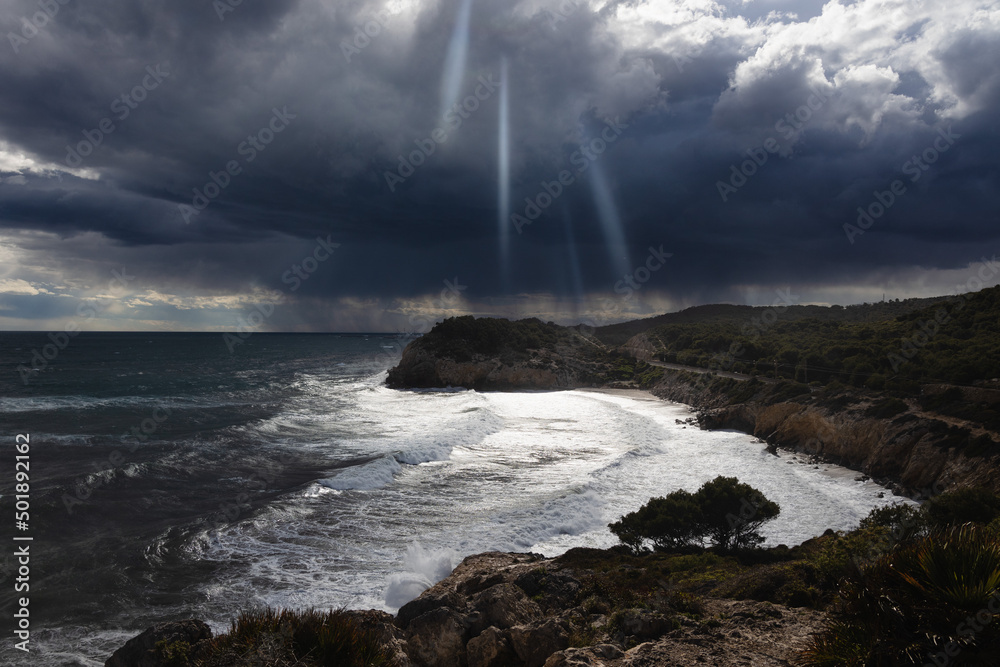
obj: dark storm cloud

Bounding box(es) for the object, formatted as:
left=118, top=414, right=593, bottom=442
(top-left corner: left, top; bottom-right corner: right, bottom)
left=1, top=0, right=999, bottom=326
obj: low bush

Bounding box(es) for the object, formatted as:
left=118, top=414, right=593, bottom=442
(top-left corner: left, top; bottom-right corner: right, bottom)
left=864, top=397, right=908, bottom=418
left=196, top=607, right=392, bottom=667
left=925, top=487, right=1000, bottom=529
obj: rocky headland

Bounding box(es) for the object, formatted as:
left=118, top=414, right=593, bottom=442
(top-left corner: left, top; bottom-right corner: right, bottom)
left=385, top=316, right=609, bottom=390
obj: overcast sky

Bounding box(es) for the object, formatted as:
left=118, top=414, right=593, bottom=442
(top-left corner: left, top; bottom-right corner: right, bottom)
left=0, top=0, right=998, bottom=332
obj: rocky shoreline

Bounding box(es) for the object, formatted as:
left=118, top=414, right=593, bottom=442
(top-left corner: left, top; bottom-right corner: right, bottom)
left=647, top=370, right=1000, bottom=497
left=107, top=548, right=831, bottom=667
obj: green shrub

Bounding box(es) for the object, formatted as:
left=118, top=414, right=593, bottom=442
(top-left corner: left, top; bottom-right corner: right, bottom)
left=635, top=364, right=665, bottom=388
left=609, top=488, right=703, bottom=552
left=768, top=382, right=811, bottom=403
left=609, top=477, right=780, bottom=553
left=924, top=487, right=1000, bottom=529
left=858, top=502, right=926, bottom=542
left=864, top=397, right=908, bottom=418
left=715, top=561, right=823, bottom=608
left=155, top=640, right=192, bottom=667
left=801, top=525, right=1000, bottom=665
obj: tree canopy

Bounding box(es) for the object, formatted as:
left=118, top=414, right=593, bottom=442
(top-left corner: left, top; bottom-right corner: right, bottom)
left=610, top=476, right=780, bottom=553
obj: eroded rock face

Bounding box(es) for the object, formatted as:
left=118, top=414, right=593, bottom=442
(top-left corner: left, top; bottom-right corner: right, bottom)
left=396, top=588, right=464, bottom=630
left=105, top=619, right=212, bottom=667
left=467, top=626, right=516, bottom=667
left=654, top=371, right=1000, bottom=496
left=618, top=608, right=675, bottom=640
left=471, top=583, right=542, bottom=631
left=404, top=607, right=469, bottom=667
left=345, top=610, right=411, bottom=667
left=509, top=618, right=570, bottom=667
left=392, top=551, right=577, bottom=667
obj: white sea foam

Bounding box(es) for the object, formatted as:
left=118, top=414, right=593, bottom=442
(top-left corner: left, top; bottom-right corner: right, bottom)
left=194, top=384, right=911, bottom=620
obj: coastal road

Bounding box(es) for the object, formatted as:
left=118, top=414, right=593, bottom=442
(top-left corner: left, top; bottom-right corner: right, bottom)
left=647, top=360, right=777, bottom=383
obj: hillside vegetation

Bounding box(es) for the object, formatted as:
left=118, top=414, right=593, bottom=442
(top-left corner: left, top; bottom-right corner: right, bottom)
left=592, top=296, right=952, bottom=347
left=608, top=286, right=1000, bottom=391
left=415, top=315, right=585, bottom=361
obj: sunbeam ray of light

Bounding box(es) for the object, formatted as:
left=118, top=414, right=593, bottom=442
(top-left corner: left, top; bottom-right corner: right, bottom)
left=561, top=207, right=586, bottom=312
left=498, top=57, right=510, bottom=290
left=588, top=161, right=631, bottom=279
left=440, top=0, right=473, bottom=118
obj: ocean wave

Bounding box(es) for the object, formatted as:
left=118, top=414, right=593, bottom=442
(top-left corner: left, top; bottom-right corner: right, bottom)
left=0, top=394, right=256, bottom=413
left=383, top=542, right=457, bottom=608
left=319, top=455, right=402, bottom=491
left=496, top=487, right=608, bottom=550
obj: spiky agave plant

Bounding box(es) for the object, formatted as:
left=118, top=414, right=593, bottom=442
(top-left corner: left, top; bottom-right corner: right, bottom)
left=800, top=525, right=1000, bottom=666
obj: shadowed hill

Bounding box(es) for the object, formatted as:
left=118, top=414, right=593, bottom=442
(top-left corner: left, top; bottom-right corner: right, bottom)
left=592, top=296, right=954, bottom=347
left=624, top=285, right=1000, bottom=390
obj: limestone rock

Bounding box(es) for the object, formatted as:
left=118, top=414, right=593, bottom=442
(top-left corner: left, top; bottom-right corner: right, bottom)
left=513, top=570, right=581, bottom=610
left=396, top=589, right=463, bottom=630
left=472, top=583, right=542, bottom=631
left=509, top=618, right=570, bottom=667
left=404, top=607, right=468, bottom=667
left=618, top=608, right=675, bottom=639
left=542, top=645, right=623, bottom=667
left=105, top=619, right=211, bottom=667
left=345, top=610, right=411, bottom=667
left=467, top=626, right=516, bottom=667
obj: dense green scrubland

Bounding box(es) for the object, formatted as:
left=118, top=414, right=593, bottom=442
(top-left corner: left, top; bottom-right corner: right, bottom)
left=600, top=285, right=1000, bottom=391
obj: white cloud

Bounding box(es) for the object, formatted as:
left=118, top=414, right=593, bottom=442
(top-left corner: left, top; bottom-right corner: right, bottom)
left=0, top=279, right=40, bottom=295
left=0, top=139, right=100, bottom=181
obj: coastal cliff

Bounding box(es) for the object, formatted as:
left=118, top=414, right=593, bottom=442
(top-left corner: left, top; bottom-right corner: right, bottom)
left=386, top=316, right=609, bottom=390
left=647, top=369, right=1000, bottom=496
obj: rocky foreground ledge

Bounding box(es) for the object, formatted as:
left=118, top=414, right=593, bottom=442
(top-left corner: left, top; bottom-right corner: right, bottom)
left=108, top=547, right=829, bottom=667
